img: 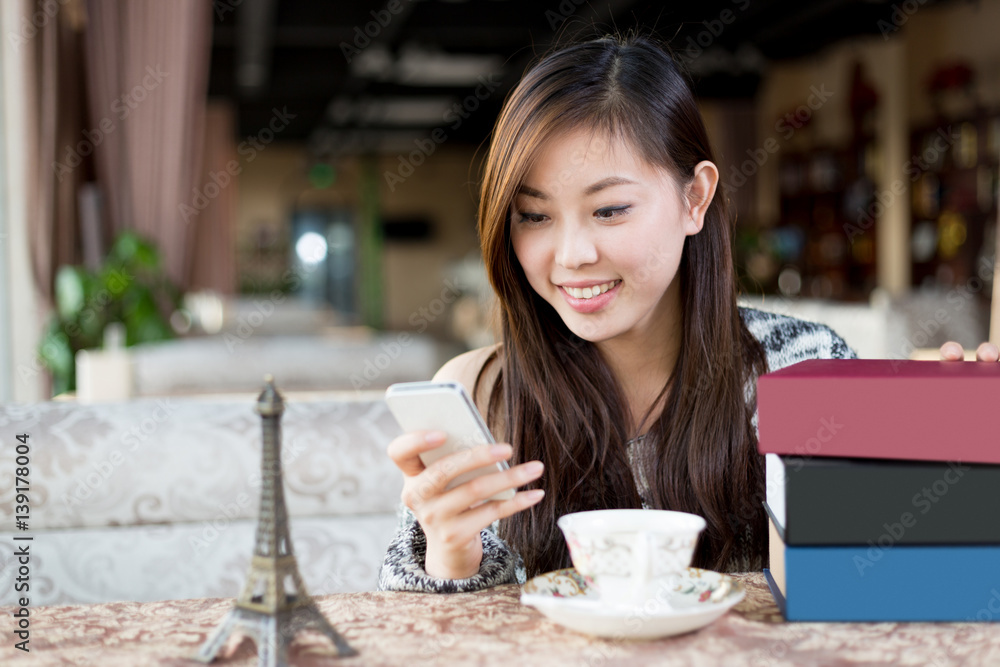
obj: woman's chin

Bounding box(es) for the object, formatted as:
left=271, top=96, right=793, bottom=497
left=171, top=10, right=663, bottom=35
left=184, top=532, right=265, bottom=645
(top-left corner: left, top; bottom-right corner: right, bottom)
left=562, top=318, right=618, bottom=343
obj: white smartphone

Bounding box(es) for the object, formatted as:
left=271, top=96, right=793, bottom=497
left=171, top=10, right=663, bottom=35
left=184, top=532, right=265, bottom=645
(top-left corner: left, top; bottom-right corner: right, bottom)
left=384, top=380, right=515, bottom=502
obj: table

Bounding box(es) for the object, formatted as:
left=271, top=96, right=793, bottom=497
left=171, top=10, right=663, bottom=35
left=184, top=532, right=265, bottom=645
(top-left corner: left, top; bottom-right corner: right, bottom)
left=2, top=573, right=998, bottom=666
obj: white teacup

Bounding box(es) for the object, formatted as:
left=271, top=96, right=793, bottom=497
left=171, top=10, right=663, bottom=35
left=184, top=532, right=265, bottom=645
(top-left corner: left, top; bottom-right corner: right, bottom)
left=557, top=509, right=706, bottom=607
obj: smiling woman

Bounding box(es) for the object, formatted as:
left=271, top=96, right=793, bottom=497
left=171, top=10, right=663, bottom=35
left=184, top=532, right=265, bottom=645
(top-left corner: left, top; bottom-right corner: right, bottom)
left=377, top=32, right=860, bottom=594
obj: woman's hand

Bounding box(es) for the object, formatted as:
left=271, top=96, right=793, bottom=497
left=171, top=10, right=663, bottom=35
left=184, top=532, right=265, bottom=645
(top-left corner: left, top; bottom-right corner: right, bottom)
left=387, top=430, right=545, bottom=580
left=939, top=341, right=1000, bottom=361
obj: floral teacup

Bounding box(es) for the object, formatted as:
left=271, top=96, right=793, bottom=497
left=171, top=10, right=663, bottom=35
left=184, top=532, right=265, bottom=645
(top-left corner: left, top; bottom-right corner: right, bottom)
left=557, top=509, right=706, bottom=607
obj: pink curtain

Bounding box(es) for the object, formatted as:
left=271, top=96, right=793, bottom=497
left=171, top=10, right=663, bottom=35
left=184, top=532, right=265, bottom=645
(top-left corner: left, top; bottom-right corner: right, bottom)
left=25, top=0, right=87, bottom=303
left=83, top=0, right=212, bottom=288
left=187, top=101, right=237, bottom=294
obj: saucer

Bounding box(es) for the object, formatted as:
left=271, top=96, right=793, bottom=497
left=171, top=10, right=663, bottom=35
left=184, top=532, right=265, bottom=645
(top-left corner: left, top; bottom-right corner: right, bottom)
left=520, top=567, right=745, bottom=640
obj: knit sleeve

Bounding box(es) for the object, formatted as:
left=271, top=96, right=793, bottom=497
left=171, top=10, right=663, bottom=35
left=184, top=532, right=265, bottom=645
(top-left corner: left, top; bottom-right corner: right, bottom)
left=739, top=306, right=859, bottom=372
left=375, top=505, right=521, bottom=593
left=740, top=306, right=859, bottom=439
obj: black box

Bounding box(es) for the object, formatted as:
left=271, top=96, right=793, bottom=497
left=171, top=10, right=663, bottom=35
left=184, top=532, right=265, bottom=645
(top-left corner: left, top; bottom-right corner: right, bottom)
left=765, top=454, right=1000, bottom=545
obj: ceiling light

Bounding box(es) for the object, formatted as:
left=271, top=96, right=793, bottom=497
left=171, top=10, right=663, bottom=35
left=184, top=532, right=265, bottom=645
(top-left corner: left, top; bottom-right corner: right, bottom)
left=396, top=45, right=502, bottom=86
left=349, top=43, right=503, bottom=87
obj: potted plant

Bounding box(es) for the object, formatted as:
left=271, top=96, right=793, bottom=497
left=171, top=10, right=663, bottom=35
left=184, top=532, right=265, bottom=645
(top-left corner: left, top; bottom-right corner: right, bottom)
left=37, top=231, right=182, bottom=395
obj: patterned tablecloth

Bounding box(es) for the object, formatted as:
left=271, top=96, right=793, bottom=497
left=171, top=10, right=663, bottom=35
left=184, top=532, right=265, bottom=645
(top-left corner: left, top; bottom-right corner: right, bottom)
left=1, top=573, right=998, bottom=666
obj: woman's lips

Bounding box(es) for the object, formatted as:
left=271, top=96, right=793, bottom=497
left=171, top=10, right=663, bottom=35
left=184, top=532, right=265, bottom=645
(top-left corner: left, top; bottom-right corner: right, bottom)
left=558, top=280, right=622, bottom=313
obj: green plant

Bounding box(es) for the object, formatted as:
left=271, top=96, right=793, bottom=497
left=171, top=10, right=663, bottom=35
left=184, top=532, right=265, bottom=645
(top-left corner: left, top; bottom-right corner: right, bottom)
left=38, top=231, right=182, bottom=395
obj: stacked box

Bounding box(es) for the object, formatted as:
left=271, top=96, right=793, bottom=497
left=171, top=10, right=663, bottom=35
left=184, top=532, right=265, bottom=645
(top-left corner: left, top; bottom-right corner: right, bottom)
left=757, top=358, right=1000, bottom=622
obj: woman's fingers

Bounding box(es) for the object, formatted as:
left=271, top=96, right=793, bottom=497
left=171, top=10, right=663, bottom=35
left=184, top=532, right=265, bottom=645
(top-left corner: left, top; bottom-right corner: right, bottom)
left=939, top=341, right=964, bottom=360
left=938, top=341, right=1000, bottom=362
left=403, top=443, right=513, bottom=510
left=415, top=462, right=545, bottom=544
left=386, top=430, right=447, bottom=477
left=450, top=488, right=547, bottom=538
left=431, top=460, right=545, bottom=517
left=976, top=342, right=1000, bottom=362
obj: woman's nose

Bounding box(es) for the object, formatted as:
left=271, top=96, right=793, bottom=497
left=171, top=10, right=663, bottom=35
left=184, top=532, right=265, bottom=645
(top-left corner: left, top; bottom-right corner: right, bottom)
left=554, top=223, right=598, bottom=269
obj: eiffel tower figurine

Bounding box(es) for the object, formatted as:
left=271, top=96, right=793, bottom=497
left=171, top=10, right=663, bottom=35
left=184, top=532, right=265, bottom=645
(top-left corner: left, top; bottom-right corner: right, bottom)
left=195, top=375, right=357, bottom=665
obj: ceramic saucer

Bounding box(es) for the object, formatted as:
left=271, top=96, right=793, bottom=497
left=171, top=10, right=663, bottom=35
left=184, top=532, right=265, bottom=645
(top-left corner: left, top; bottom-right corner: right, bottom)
left=520, top=567, right=744, bottom=640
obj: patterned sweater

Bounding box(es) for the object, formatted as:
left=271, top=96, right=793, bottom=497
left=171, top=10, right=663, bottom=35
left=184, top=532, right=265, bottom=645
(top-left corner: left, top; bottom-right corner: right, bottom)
left=376, top=307, right=858, bottom=592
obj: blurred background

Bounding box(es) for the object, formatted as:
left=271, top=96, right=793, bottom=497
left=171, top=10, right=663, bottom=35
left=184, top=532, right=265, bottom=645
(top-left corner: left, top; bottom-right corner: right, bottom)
left=1, top=0, right=998, bottom=402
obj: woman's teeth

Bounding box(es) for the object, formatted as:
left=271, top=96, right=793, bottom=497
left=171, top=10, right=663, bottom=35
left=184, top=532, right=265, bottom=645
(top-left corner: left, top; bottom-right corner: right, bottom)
left=563, top=280, right=620, bottom=299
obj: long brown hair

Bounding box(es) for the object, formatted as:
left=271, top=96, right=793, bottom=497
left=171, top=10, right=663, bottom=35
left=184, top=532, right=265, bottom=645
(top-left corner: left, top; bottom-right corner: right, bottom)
left=474, top=33, right=769, bottom=576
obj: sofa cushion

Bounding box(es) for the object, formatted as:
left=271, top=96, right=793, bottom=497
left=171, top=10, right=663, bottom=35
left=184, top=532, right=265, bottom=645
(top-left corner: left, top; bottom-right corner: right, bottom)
left=0, top=392, right=403, bottom=531
left=0, top=515, right=399, bottom=605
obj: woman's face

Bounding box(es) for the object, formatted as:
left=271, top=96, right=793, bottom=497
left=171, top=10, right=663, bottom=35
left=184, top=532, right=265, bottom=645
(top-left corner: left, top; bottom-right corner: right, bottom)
left=509, top=127, right=711, bottom=346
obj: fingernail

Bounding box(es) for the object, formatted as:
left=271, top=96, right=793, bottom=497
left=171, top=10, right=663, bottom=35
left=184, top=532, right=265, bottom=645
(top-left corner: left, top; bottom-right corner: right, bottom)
left=525, top=489, right=545, bottom=501
left=424, top=431, right=446, bottom=442
left=490, top=444, right=512, bottom=457
left=523, top=461, right=544, bottom=476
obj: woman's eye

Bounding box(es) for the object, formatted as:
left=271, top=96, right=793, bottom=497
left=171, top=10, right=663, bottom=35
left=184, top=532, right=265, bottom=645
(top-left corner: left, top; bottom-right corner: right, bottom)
left=595, top=205, right=630, bottom=220
left=516, top=212, right=547, bottom=225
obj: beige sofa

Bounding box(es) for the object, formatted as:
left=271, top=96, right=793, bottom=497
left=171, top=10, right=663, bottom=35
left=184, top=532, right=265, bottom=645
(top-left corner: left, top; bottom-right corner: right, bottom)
left=0, top=390, right=404, bottom=606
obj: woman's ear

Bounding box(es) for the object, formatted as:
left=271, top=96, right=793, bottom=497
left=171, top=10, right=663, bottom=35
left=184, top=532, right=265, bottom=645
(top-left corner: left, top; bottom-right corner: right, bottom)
left=683, top=161, right=719, bottom=236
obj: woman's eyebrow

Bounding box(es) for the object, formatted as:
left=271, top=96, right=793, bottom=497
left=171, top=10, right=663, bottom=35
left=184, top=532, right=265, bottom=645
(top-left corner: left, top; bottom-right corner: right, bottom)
left=516, top=184, right=547, bottom=200
left=517, top=176, right=636, bottom=200
left=584, top=176, right=636, bottom=195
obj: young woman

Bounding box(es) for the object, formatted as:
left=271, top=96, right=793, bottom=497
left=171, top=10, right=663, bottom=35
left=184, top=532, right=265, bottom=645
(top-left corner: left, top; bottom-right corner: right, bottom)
left=377, top=33, right=1000, bottom=593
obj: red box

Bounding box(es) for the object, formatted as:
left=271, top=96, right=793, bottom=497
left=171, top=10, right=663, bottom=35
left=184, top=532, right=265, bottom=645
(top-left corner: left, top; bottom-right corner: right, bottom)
left=757, top=359, right=1000, bottom=464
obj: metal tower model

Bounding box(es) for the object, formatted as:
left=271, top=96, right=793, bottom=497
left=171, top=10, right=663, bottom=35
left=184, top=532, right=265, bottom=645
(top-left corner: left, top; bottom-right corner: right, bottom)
left=195, top=375, right=357, bottom=665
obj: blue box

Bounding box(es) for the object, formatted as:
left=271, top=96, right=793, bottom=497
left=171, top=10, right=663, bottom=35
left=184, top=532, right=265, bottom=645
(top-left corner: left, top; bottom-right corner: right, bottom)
left=766, top=507, right=1000, bottom=622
